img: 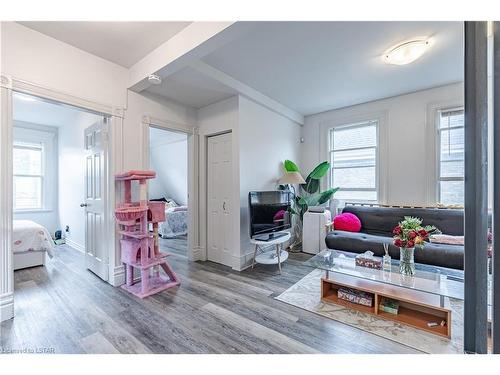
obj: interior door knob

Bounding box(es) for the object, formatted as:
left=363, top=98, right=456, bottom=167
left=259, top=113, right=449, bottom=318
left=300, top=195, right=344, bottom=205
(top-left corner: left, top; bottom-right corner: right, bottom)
left=80, top=203, right=88, bottom=207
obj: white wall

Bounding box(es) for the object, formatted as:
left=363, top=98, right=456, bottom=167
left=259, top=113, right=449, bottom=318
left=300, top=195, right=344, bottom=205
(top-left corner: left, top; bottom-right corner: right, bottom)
left=1, top=22, right=197, bottom=286
left=238, top=96, right=302, bottom=268
left=302, top=83, right=464, bottom=206
left=1, top=22, right=197, bottom=172
left=1, top=22, right=128, bottom=107
left=12, top=122, right=59, bottom=234
left=58, top=111, right=102, bottom=251
left=148, top=127, right=188, bottom=205
left=123, top=91, right=196, bottom=171
left=196, top=95, right=302, bottom=270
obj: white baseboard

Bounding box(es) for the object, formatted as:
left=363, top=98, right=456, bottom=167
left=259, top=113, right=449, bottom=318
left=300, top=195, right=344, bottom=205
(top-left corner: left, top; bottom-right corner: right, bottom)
left=65, top=238, right=85, bottom=253
left=191, top=246, right=203, bottom=261
left=110, top=265, right=125, bottom=286
left=233, top=251, right=255, bottom=271
left=0, top=292, right=14, bottom=322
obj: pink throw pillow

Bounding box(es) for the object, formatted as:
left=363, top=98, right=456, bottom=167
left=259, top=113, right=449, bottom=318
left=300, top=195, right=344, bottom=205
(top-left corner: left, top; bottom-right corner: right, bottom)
left=273, top=210, right=286, bottom=221
left=333, top=213, right=362, bottom=232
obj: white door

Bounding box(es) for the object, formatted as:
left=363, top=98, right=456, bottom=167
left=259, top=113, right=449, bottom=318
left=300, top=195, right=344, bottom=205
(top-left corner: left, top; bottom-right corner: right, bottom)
left=83, top=119, right=109, bottom=280
left=207, top=132, right=233, bottom=267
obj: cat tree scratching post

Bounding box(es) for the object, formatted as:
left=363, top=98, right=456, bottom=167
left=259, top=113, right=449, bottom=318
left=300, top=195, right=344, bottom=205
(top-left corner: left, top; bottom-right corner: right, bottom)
left=115, top=170, right=180, bottom=298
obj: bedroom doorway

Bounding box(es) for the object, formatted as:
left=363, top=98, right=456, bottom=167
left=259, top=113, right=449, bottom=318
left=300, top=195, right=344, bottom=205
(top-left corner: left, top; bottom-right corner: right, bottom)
left=148, top=125, right=189, bottom=258
left=11, top=91, right=110, bottom=280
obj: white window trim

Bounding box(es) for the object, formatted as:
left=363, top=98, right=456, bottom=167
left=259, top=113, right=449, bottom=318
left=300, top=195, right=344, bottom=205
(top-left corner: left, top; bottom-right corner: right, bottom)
left=319, top=111, right=388, bottom=205
left=425, top=100, right=464, bottom=206
left=436, top=107, right=465, bottom=205
left=13, top=125, right=57, bottom=213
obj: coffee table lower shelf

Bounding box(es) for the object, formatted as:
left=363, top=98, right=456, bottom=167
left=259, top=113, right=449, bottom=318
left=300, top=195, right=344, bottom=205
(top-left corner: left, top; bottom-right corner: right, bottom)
left=321, top=275, right=451, bottom=338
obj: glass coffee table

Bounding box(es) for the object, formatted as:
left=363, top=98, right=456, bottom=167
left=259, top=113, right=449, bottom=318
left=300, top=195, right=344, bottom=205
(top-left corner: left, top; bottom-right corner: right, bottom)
left=305, top=249, right=465, bottom=338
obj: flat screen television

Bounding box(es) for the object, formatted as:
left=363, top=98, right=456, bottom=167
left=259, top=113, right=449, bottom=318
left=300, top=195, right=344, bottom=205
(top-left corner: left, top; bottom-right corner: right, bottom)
left=248, top=191, right=292, bottom=241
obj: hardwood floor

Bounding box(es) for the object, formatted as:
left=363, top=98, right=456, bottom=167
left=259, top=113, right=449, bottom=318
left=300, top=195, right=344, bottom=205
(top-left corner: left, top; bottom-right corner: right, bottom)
left=0, top=237, right=419, bottom=354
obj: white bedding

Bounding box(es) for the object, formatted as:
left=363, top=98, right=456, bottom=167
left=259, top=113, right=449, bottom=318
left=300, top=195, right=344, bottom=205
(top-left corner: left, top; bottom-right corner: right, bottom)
left=159, top=206, right=188, bottom=238
left=13, top=220, right=55, bottom=258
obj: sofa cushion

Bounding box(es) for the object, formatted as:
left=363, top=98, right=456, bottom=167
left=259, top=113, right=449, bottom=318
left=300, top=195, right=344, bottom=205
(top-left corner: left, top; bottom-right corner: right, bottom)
left=325, top=230, right=464, bottom=270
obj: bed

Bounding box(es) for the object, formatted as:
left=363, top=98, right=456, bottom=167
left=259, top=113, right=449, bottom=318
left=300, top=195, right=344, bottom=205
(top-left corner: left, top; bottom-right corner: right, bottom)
left=13, top=220, right=55, bottom=270
left=153, top=198, right=188, bottom=238
left=159, top=206, right=188, bottom=238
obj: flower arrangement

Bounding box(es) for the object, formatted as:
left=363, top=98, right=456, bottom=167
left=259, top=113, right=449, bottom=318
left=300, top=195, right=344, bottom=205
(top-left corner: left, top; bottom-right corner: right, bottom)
left=393, top=216, right=440, bottom=276
left=392, top=216, right=440, bottom=249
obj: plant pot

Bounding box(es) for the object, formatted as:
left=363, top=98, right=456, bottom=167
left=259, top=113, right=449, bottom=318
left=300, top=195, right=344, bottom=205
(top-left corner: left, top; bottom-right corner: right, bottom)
left=399, top=247, right=415, bottom=276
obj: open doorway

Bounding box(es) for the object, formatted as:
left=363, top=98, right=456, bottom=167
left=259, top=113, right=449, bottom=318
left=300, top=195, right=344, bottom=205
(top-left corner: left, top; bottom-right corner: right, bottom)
left=11, top=91, right=109, bottom=279
left=148, top=126, right=189, bottom=258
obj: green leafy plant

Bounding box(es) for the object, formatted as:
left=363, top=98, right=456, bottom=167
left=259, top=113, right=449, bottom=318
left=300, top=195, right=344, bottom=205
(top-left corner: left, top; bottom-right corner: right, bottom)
left=282, top=160, right=339, bottom=220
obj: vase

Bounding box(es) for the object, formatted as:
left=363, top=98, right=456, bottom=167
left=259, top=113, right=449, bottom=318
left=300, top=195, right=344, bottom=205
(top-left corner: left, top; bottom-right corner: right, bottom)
left=399, top=247, right=415, bottom=276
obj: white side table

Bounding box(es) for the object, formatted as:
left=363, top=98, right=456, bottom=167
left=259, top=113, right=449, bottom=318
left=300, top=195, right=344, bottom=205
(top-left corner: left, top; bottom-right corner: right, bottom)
left=302, top=210, right=331, bottom=255
left=250, top=232, right=291, bottom=274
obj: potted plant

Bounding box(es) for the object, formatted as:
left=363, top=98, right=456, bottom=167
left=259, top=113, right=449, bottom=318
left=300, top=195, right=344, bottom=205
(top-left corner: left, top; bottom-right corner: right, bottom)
left=392, top=216, right=440, bottom=276
left=279, top=160, right=339, bottom=249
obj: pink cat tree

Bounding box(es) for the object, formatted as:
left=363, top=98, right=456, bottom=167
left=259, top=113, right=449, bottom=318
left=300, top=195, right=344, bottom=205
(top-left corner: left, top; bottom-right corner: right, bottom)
left=114, top=170, right=180, bottom=298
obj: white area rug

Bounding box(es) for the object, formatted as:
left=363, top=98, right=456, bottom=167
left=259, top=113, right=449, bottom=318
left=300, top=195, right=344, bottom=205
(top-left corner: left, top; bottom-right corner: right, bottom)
left=276, top=269, right=464, bottom=354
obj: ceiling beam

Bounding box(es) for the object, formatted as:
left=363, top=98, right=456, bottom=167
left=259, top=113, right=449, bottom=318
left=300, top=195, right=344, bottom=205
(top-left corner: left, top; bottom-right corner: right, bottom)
left=190, top=61, right=304, bottom=125
left=128, top=22, right=254, bottom=92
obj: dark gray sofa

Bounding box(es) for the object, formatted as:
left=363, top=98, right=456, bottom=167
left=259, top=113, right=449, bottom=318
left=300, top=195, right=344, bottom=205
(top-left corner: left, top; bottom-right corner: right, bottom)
left=325, top=205, right=464, bottom=270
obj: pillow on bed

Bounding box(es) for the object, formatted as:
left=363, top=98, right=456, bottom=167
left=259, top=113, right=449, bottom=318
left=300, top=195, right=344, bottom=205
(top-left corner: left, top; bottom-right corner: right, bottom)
left=173, top=206, right=187, bottom=212
left=165, top=199, right=178, bottom=209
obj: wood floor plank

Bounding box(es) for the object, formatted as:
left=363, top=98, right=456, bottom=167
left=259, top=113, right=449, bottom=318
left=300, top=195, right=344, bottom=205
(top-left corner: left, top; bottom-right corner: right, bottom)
left=202, top=303, right=320, bottom=354
left=80, top=332, right=120, bottom=354
left=0, top=239, right=420, bottom=354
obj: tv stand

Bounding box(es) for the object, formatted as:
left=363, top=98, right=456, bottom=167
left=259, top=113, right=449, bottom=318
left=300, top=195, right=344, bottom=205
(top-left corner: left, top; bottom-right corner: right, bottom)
left=250, top=232, right=291, bottom=274
left=253, top=232, right=287, bottom=241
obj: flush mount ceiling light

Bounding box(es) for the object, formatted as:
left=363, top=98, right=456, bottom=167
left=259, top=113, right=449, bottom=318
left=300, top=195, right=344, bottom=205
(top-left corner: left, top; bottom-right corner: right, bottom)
left=148, top=74, right=162, bottom=85
left=383, top=39, right=431, bottom=65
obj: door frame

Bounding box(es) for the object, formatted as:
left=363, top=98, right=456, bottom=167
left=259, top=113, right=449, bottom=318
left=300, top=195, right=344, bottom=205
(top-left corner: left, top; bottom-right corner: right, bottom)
left=0, top=75, right=124, bottom=322
left=141, top=116, right=198, bottom=262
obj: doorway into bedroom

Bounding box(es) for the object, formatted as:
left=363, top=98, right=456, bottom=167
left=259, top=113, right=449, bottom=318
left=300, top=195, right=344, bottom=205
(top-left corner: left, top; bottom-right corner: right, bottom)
left=148, top=126, right=189, bottom=257
left=11, top=91, right=109, bottom=279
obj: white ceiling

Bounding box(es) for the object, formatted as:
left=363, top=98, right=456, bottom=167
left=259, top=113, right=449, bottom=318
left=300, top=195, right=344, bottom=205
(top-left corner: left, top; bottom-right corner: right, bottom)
left=145, top=66, right=237, bottom=108
left=16, top=21, right=464, bottom=117
left=18, top=21, right=191, bottom=68
left=13, top=92, right=100, bottom=127
left=200, top=21, right=463, bottom=115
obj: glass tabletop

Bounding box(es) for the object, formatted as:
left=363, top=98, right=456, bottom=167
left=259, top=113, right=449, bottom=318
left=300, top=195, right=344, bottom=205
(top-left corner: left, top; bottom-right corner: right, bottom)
left=305, top=249, right=465, bottom=300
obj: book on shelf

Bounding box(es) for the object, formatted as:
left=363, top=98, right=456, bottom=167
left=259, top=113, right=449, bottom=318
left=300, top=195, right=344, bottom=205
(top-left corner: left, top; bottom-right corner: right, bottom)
left=337, top=287, right=374, bottom=307
left=379, top=297, right=399, bottom=315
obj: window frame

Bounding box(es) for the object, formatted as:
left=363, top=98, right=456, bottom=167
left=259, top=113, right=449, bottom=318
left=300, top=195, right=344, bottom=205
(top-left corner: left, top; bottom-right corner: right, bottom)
left=12, top=125, right=56, bottom=213
left=13, top=142, right=45, bottom=211
left=328, top=119, right=379, bottom=203
left=436, top=106, right=465, bottom=206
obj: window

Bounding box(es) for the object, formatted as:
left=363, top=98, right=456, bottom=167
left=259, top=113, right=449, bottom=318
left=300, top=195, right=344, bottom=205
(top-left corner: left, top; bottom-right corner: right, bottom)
left=438, top=108, right=464, bottom=205
left=329, top=120, right=378, bottom=201
left=13, top=141, right=44, bottom=210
